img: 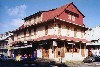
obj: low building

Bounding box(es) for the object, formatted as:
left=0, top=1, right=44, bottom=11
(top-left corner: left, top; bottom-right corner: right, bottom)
left=0, top=32, right=13, bottom=56
left=85, top=26, right=100, bottom=56
left=11, top=2, right=88, bottom=62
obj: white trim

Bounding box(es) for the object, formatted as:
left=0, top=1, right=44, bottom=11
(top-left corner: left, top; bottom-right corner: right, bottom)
left=12, top=45, right=32, bottom=49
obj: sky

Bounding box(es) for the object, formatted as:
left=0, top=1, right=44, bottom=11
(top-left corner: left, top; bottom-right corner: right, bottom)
left=0, top=0, right=100, bottom=34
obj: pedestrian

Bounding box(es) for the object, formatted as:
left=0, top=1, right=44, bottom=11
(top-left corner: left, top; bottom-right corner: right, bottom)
left=16, top=54, right=21, bottom=61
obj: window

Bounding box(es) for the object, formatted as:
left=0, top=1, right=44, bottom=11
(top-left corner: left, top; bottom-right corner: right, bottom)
left=66, top=43, right=79, bottom=53
left=74, top=28, right=77, bottom=37
left=26, top=29, right=29, bottom=36
left=29, top=29, right=31, bottom=36
left=73, top=45, right=78, bottom=52
left=45, top=25, right=48, bottom=35
left=58, top=24, right=61, bottom=35
left=66, top=44, right=72, bottom=52
left=34, top=27, right=37, bottom=35
left=24, top=30, right=26, bottom=37
left=66, top=26, right=70, bottom=36
left=81, top=29, right=85, bottom=38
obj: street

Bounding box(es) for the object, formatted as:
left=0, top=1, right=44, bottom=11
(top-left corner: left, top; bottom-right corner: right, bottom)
left=0, top=58, right=100, bottom=67
left=80, top=62, right=100, bottom=67
left=0, top=59, right=68, bottom=67
left=66, top=62, right=100, bottom=67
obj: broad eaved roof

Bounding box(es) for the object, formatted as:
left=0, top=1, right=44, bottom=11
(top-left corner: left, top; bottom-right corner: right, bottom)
left=14, top=2, right=87, bottom=32
left=42, top=2, right=85, bottom=21
left=24, top=2, right=85, bottom=25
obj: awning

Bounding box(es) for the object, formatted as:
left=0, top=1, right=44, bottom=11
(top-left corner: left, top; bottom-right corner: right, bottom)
left=34, top=35, right=88, bottom=43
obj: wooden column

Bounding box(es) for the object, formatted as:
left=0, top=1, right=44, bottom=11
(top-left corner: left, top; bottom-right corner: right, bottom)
left=81, top=43, right=85, bottom=57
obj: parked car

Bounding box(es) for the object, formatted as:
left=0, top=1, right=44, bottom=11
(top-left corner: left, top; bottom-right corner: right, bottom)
left=93, top=55, right=100, bottom=62
left=21, top=57, right=34, bottom=62
left=0, top=54, right=15, bottom=61
left=83, top=55, right=100, bottom=63
left=0, top=54, right=8, bottom=61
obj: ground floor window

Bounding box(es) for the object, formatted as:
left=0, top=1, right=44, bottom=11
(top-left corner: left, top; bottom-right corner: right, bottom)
left=66, top=43, right=80, bottom=53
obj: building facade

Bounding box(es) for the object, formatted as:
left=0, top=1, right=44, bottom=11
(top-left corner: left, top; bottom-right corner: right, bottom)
left=11, top=2, right=88, bottom=62
left=0, top=32, right=13, bottom=56
left=85, top=26, right=100, bottom=56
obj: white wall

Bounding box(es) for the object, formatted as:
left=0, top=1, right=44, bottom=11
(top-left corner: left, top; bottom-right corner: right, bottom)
left=36, top=26, right=45, bottom=38
left=48, top=24, right=55, bottom=35
left=61, top=24, right=67, bottom=36
left=76, top=30, right=82, bottom=38
left=49, top=49, right=54, bottom=59
left=65, top=53, right=84, bottom=61
left=37, top=49, right=42, bottom=58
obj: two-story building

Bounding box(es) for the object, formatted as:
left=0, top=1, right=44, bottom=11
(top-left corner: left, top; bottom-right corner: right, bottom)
left=12, top=2, right=88, bottom=62
left=0, top=32, right=13, bottom=56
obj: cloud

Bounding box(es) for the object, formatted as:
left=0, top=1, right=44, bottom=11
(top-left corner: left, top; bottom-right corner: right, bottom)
left=10, top=18, right=24, bottom=27
left=0, top=18, right=24, bottom=33
left=8, top=4, right=27, bottom=18
left=0, top=4, right=27, bottom=33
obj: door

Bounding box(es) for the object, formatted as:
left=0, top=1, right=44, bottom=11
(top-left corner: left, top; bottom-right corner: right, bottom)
left=42, top=49, right=49, bottom=58
left=56, top=46, right=65, bottom=58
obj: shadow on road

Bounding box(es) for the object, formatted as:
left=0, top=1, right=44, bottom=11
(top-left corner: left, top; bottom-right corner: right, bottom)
left=0, top=59, right=68, bottom=67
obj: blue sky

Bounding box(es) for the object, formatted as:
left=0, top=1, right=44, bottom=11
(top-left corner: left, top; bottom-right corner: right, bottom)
left=0, top=0, right=100, bottom=34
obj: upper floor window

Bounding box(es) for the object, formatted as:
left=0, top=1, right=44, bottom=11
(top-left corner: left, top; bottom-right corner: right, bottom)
left=26, top=29, right=29, bottom=36
left=24, top=30, right=26, bottom=36
left=58, top=24, right=61, bottom=35
left=81, top=29, right=85, bottom=38
left=45, top=25, right=48, bottom=35
left=74, top=28, right=77, bottom=37
left=29, top=29, right=31, bottom=36
left=34, top=27, right=37, bottom=35
left=66, top=26, right=70, bottom=36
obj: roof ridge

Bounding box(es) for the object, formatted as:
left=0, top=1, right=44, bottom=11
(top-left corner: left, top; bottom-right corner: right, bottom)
left=42, top=2, right=72, bottom=12
left=23, top=2, right=73, bottom=21
left=55, top=2, right=73, bottom=17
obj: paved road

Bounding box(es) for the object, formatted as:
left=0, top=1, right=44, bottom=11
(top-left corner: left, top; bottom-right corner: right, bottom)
left=0, top=60, right=68, bottom=67
left=0, top=59, right=100, bottom=67
left=79, top=62, right=100, bottom=67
